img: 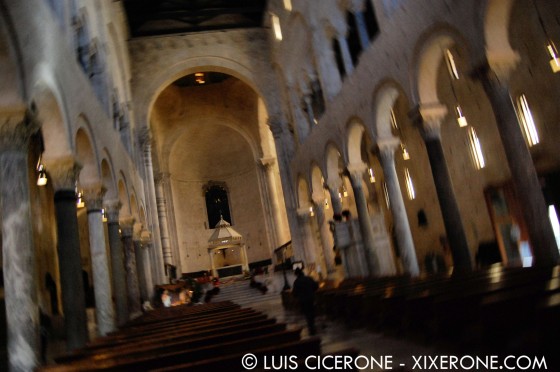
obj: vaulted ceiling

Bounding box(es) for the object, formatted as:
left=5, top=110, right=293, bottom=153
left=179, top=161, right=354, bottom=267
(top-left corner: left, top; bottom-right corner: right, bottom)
left=122, top=0, right=268, bottom=37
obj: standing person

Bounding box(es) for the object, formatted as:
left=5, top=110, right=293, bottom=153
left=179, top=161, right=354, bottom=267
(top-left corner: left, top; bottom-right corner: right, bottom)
left=292, top=268, right=319, bottom=335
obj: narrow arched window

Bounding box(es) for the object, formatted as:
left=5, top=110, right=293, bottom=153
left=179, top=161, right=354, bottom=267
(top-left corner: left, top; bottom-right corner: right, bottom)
left=205, top=183, right=232, bottom=228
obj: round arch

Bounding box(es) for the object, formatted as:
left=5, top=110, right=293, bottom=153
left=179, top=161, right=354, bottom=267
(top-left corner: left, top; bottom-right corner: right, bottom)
left=136, top=57, right=280, bottom=136
left=411, top=24, right=474, bottom=105
left=75, top=123, right=99, bottom=186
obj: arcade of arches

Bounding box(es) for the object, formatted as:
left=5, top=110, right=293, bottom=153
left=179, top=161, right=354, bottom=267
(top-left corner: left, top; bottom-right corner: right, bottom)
left=1, top=0, right=560, bottom=370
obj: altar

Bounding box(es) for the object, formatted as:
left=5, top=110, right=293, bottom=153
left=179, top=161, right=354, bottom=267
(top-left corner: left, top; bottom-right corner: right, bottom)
left=207, top=216, right=249, bottom=278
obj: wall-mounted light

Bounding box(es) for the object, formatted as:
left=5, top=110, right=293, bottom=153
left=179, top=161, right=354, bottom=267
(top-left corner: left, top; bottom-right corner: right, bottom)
left=342, top=186, right=348, bottom=198
left=456, top=105, right=468, bottom=127
left=324, top=198, right=329, bottom=209
left=547, top=43, right=560, bottom=73
left=309, top=206, right=314, bottom=217
left=76, top=191, right=85, bottom=208
left=368, top=168, right=376, bottom=183
left=401, top=144, right=410, bottom=160
left=102, top=208, right=107, bottom=222
left=36, top=164, right=48, bottom=186
left=195, top=72, right=205, bottom=84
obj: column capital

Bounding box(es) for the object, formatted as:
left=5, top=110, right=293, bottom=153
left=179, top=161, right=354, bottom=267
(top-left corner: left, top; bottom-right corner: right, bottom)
left=0, top=107, right=40, bottom=151
left=45, top=156, right=82, bottom=191
left=346, top=162, right=367, bottom=177
left=138, top=127, right=152, bottom=148
left=411, top=103, right=448, bottom=140
left=486, top=49, right=521, bottom=84
left=103, top=199, right=122, bottom=223
left=140, top=229, right=152, bottom=245
left=154, top=172, right=170, bottom=186
left=311, top=192, right=326, bottom=207
left=296, top=207, right=312, bottom=219
left=325, top=178, right=342, bottom=193
left=82, top=183, right=107, bottom=211
left=376, top=137, right=401, bottom=162
left=119, top=216, right=135, bottom=237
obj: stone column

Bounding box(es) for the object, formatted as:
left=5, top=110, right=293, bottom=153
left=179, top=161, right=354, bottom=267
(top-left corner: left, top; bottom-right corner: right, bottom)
left=347, top=163, right=382, bottom=276
left=154, top=173, right=173, bottom=267
left=0, top=108, right=40, bottom=371
left=104, top=201, right=128, bottom=326
left=268, top=119, right=306, bottom=261
left=312, top=193, right=336, bottom=275
left=377, top=138, right=420, bottom=277
left=133, top=238, right=147, bottom=302
left=296, top=208, right=318, bottom=269
left=47, top=155, right=88, bottom=350
left=326, top=178, right=344, bottom=217
left=417, top=104, right=472, bottom=271
left=336, top=35, right=354, bottom=75
left=140, top=230, right=155, bottom=302
left=209, top=251, right=217, bottom=277
left=259, top=158, right=285, bottom=245
left=140, top=131, right=166, bottom=284
left=475, top=60, right=559, bottom=266
left=82, top=184, right=116, bottom=336
left=120, top=217, right=141, bottom=318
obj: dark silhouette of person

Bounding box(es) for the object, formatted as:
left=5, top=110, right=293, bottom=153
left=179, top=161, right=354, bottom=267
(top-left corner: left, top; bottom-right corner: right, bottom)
left=292, top=268, right=319, bottom=335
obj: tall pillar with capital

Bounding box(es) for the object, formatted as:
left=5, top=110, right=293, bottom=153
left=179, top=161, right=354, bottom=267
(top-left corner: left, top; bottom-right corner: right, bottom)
left=296, top=208, right=318, bottom=270
left=0, top=108, right=40, bottom=371
left=259, top=157, right=286, bottom=246
left=154, top=172, right=173, bottom=268
left=120, top=217, right=142, bottom=317
left=140, top=230, right=155, bottom=301
left=267, top=118, right=305, bottom=261
left=104, top=200, right=128, bottom=326
left=47, top=155, right=88, bottom=350
left=347, top=163, right=397, bottom=276
left=312, top=193, right=336, bottom=275
left=416, top=104, right=472, bottom=271
left=475, top=59, right=559, bottom=265
left=140, top=130, right=166, bottom=283
left=82, top=184, right=116, bottom=335
left=377, top=138, right=420, bottom=276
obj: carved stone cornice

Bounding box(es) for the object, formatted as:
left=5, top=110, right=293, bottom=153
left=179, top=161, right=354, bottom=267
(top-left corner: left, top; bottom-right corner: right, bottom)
left=45, top=156, right=82, bottom=191
left=259, top=157, right=276, bottom=171
left=0, top=107, right=40, bottom=151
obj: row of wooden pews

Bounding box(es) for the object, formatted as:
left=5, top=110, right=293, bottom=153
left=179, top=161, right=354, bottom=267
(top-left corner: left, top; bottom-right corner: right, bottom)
left=39, top=300, right=358, bottom=371
left=316, top=265, right=560, bottom=367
